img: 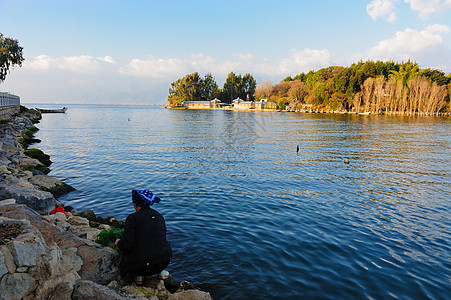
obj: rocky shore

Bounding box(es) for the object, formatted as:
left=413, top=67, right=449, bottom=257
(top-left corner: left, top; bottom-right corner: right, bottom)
left=0, top=107, right=211, bottom=299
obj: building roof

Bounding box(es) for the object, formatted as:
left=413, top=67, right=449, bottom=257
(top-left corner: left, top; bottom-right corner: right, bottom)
left=183, top=101, right=211, bottom=104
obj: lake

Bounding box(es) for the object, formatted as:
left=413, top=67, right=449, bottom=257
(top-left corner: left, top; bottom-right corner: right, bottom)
left=30, top=104, right=450, bottom=299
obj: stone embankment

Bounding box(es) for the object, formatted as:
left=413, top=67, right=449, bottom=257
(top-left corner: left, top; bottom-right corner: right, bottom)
left=0, top=107, right=211, bottom=300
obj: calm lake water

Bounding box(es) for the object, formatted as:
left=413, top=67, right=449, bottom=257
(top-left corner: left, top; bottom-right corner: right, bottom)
left=29, top=104, right=450, bottom=299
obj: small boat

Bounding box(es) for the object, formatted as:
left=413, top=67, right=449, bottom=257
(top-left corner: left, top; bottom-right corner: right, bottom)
left=357, top=112, right=370, bottom=115
left=36, top=107, right=67, bottom=113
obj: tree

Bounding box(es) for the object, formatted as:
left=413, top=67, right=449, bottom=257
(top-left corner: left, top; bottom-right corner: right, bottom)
left=288, top=81, right=307, bottom=103
left=293, top=73, right=306, bottom=82
left=282, top=76, right=293, bottom=82
left=255, top=80, right=273, bottom=99
left=420, top=68, right=450, bottom=86
left=389, top=60, right=420, bottom=87
left=242, top=73, right=256, bottom=101
left=0, top=33, right=24, bottom=83
left=167, top=72, right=202, bottom=103
left=223, top=72, right=243, bottom=103
left=201, top=73, right=218, bottom=100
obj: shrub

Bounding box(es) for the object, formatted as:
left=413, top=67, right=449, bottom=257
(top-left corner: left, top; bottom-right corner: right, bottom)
left=95, top=228, right=124, bottom=250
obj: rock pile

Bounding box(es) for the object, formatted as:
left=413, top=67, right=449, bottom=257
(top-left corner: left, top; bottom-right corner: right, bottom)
left=0, top=107, right=212, bottom=299
left=0, top=107, right=74, bottom=214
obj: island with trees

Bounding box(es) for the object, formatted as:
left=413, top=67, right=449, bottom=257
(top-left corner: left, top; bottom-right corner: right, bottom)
left=167, top=61, right=451, bottom=116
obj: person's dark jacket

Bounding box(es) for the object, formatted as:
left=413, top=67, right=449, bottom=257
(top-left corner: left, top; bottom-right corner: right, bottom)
left=117, top=206, right=172, bottom=274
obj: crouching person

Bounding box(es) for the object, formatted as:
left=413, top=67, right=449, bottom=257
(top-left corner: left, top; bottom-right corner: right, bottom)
left=115, top=189, right=172, bottom=284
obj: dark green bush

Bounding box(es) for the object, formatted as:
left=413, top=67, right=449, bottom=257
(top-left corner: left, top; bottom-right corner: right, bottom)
left=95, top=228, right=124, bottom=250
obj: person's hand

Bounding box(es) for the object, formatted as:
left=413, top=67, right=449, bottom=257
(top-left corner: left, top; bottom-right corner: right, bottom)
left=114, top=239, right=120, bottom=248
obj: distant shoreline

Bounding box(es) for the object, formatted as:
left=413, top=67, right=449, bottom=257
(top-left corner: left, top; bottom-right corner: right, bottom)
left=165, top=105, right=451, bottom=117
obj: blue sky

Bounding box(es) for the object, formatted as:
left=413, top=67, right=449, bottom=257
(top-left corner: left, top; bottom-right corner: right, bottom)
left=1, top=0, right=450, bottom=104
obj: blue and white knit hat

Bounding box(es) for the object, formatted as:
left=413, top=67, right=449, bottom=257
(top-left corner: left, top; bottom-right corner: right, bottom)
left=132, top=190, right=161, bottom=206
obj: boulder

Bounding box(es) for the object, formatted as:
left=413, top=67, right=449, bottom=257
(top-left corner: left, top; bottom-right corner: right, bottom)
left=0, top=251, right=8, bottom=278
left=28, top=175, right=75, bottom=197
left=67, top=216, right=90, bottom=227
left=0, top=198, right=16, bottom=206
left=62, top=247, right=83, bottom=272
left=0, top=212, right=80, bottom=300
left=14, top=117, right=33, bottom=128
left=0, top=245, right=16, bottom=274
left=71, top=280, right=130, bottom=300
left=0, top=180, right=57, bottom=214
left=0, top=204, right=119, bottom=285
left=54, top=212, right=67, bottom=222
left=9, top=233, right=46, bottom=267
left=168, top=290, right=213, bottom=300
left=77, top=210, right=96, bottom=222
left=0, top=273, right=35, bottom=300
left=0, top=165, right=11, bottom=175
left=17, top=179, right=37, bottom=190
left=119, top=278, right=212, bottom=300
left=18, top=156, right=42, bottom=168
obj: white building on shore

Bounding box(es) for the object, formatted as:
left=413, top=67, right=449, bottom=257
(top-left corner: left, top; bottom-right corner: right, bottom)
left=0, top=92, right=21, bottom=121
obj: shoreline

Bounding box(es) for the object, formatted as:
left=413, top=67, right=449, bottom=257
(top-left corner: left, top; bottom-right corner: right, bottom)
left=0, top=106, right=212, bottom=299
left=166, top=105, right=451, bottom=117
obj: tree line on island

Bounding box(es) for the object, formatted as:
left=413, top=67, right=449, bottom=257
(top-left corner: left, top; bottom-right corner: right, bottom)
left=168, top=60, right=451, bottom=115
left=167, top=72, right=257, bottom=105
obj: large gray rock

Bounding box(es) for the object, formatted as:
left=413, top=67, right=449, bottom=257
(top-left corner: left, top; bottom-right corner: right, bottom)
left=0, top=245, right=16, bottom=274
left=0, top=198, right=16, bottom=206
left=62, top=247, right=83, bottom=272
left=28, top=175, right=76, bottom=197
left=168, top=290, right=213, bottom=300
left=0, top=204, right=119, bottom=285
left=18, top=156, right=42, bottom=168
left=71, top=280, right=129, bottom=300
left=10, top=235, right=46, bottom=267
left=34, top=268, right=80, bottom=300
left=67, top=216, right=90, bottom=227
left=0, top=180, right=57, bottom=214
left=0, top=251, right=8, bottom=278
left=14, top=117, right=33, bottom=128
left=0, top=273, right=35, bottom=300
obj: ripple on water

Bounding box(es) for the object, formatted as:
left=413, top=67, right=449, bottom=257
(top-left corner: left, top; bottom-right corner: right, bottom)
left=34, top=106, right=451, bottom=299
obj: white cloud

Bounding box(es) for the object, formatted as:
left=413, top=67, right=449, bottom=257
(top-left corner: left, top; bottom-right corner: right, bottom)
left=404, top=0, right=451, bottom=18
left=368, top=24, right=451, bottom=68
left=24, top=55, right=53, bottom=70
left=119, top=49, right=332, bottom=80
left=119, top=56, right=187, bottom=78
left=367, top=0, right=451, bottom=22
left=119, top=53, right=260, bottom=79
left=367, top=0, right=398, bottom=23
left=98, top=56, right=116, bottom=64
left=24, top=55, right=114, bottom=74
left=278, top=48, right=331, bottom=75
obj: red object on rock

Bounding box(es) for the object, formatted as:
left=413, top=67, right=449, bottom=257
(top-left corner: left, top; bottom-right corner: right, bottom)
left=50, top=206, right=67, bottom=216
